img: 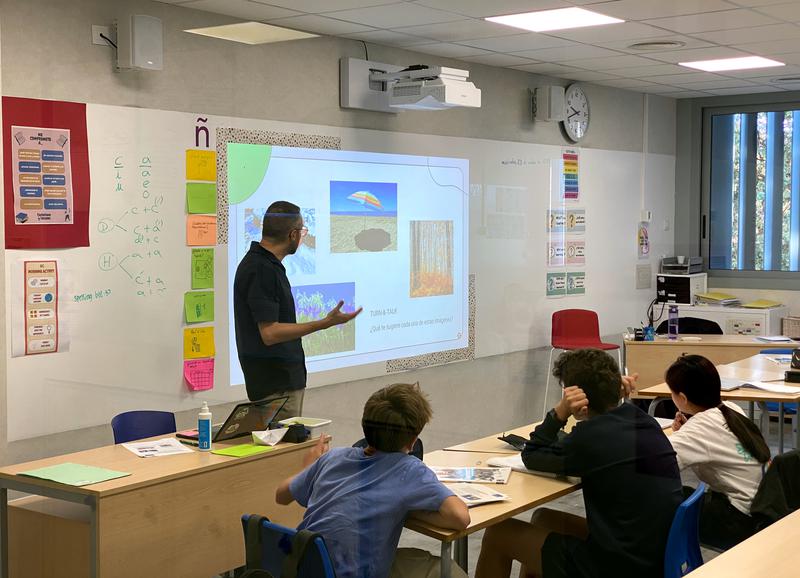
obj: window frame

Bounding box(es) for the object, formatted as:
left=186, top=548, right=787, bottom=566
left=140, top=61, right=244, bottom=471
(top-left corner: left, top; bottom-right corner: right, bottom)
left=700, top=100, right=800, bottom=288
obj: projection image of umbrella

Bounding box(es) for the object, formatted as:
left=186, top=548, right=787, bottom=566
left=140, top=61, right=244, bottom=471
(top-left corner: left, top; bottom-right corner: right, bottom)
left=347, top=191, right=383, bottom=228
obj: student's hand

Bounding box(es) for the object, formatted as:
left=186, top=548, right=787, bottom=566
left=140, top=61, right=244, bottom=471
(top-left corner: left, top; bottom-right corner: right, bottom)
left=303, top=434, right=331, bottom=468
left=555, top=386, right=589, bottom=422
left=672, top=411, right=687, bottom=432
left=621, top=373, right=639, bottom=398
left=324, top=301, right=363, bottom=328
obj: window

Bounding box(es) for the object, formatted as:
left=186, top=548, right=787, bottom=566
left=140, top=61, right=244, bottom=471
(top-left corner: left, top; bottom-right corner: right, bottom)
left=707, top=107, right=800, bottom=272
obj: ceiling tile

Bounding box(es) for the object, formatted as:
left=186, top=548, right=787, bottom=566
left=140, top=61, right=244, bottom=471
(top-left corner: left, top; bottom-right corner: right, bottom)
left=344, top=29, right=436, bottom=46
left=561, top=54, right=665, bottom=71
left=511, top=44, right=622, bottom=62
left=267, top=14, right=375, bottom=35
left=734, top=38, right=800, bottom=56
left=773, top=52, right=800, bottom=65
left=677, top=78, right=760, bottom=90
left=644, top=9, right=778, bottom=34
left=545, top=22, right=670, bottom=43
left=153, top=0, right=196, bottom=4
left=708, top=85, right=787, bottom=95
left=458, top=33, right=572, bottom=52
left=181, top=0, right=302, bottom=20
left=460, top=53, right=538, bottom=66
left=392, top=19, right=521, bottom=42
left=644, top=72, right=727, bottom=84
left=752, top=3, right=800, bottom=21
left=255, top=0, right=398, bottom=11
left=510, top=62, right=581, bottom=74
left=644, top=46, right=751, bottom=64
left=558, top=70, right=621, bottom=81
left=597, top=34, right=713, bottom=53
left=410, top=42, right=494, bottom=58
left=660, top=90, right=715, bottom=98
left=325, top=3, right=461, bottom=28
left=581, top=0, right=733, bottom=21
left=595, top=78, right=663, bottom=89
left=639, top=84, right=687, bottom=93
left=412, top=0, right=570, bottom=18
left=694, top=23, right=800, bottom=45
left=726, top=0, right=798, bottom=6
left=716, top=63, right=800, bottom=78
left=605, top=63, right=697, bottom=77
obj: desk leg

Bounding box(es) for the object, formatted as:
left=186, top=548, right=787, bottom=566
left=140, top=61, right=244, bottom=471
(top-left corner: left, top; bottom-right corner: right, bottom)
left=1, top=487, right=7, bottom=578
left=779, top=403, right=785, bottom=455
left=748, top=402, right=754, bottom=420
left=453, top=536, right=468, bottom=571
left=440, top=542, right=452, bottom=578
left=89, top=498, right=98, bottom=578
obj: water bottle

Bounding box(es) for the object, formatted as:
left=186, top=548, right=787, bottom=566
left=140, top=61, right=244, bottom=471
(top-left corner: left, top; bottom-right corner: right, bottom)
left=668, top=305, right=679, bottom=341
left=198, top=401, right=212, bottom=451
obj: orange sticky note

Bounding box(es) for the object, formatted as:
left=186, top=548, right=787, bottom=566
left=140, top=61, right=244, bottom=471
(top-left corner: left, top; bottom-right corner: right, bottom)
left=187, top=215, right=217, bottom=246
left=186, top=150, right=216, bottom=182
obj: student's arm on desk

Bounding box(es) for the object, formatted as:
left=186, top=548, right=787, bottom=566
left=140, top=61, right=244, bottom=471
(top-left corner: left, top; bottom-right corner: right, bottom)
left=275, top=435, right=331, bottom=505
left=408, top=497, right=470, bottom=531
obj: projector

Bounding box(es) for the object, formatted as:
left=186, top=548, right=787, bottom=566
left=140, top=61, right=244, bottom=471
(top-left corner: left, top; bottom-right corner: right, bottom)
left=370, top=65, right=481, bottom=111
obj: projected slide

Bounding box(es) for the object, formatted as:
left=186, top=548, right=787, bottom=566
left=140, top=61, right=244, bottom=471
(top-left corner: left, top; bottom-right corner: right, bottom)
left=227, top=145, right=468, bottom=379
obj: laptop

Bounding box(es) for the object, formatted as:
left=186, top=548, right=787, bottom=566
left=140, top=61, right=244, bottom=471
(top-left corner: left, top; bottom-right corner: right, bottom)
left=176, top=396, right=288, bottom=443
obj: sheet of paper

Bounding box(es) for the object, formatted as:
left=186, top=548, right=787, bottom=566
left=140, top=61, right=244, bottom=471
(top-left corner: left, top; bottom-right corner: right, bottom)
left=19, top=463, right=130, bottom=486
left=186, top=215, right=217, bottom=246
left=184, top=290, right=214, bottom=323
left=183, top=358, right=214, bottom=391
left=191, top=248, right=214, bottom=289
left=185, top=149, right=216, bottom=182
left=449, top=483, right=510, bottom=507
left=183, top=326, right=215, bottom=359
left=186, top=182, right=217, bottom=214
left=122, top=437, right=194, bottom=458
left=211, top=443, right=274, bottom=458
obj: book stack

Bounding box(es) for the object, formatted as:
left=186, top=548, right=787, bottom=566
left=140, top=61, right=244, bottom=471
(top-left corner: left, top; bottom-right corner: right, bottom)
left=695, top=292, right=740, bottom=306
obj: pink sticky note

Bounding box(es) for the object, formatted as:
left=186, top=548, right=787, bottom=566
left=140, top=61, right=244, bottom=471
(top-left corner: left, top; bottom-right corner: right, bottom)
left=184, top=358, right=214, bottom=391
left=187, top=215, right=217, bottom=246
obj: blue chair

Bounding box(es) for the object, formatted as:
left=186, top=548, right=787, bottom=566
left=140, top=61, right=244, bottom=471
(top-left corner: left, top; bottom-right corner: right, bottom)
left=664, top=482, right=706, bottom=578
left=241, top=515, right=336, bottom=578
left=110, top=410, right=176, bottom=444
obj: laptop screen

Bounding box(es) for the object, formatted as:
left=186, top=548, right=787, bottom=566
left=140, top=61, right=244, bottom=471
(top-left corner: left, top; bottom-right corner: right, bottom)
left=177, top=396, right=288, bottom=442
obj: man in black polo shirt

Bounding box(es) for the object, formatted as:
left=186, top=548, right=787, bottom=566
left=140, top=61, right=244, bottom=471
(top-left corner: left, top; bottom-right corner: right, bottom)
left=233, top=201, right=361, bottom=419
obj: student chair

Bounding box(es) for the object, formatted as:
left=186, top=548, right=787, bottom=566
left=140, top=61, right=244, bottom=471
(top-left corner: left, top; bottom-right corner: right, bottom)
left=241, top=514, right=336, bottom=578
left=758, top=349, right=798, bottom=441
left=663, top=482, right=707, bottom=578
left=110, top=410, right=176, bottom=444
left=544, top=309, right=621, bottom=417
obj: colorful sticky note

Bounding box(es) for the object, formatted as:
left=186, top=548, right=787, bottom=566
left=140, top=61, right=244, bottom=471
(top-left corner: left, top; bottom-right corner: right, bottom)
left=184, top=291, right=214, bottom=323
left=183, top=326, right=215, bottom=359
left=183, top=358, right=214, bottom=391
left=211, top=443, right=274, bottom=458
left=186, top=150, right=216, bottom=182
left=186, top=182, right=217, bottom=214
left=187, top=215, right=217, bottom=246
left=191, top=248, right=214, bottom=289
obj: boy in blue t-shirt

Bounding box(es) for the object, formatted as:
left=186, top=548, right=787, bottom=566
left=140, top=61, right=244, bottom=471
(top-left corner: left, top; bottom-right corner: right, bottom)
left=276, top=383, right=470, bottom=578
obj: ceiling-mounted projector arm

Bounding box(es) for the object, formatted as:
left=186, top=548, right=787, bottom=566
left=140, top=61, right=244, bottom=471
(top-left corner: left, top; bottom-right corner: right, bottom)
left=369, top=65, right=471, bottom=83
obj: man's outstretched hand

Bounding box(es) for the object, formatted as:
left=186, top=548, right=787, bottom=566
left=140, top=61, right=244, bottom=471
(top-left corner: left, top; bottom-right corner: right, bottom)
left=324, top=300, right=363, bottom=328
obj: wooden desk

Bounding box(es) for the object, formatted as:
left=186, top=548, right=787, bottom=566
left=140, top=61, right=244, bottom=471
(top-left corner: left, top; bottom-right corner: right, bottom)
left=409, top=450, right=581, bottom=578
left=625, top=335, right=771, bottom=388
left=0, top=437, right=316, bottom=578
left=445, top=419, right=577, bottom=454
left=686, top=508, right=800, bottom=578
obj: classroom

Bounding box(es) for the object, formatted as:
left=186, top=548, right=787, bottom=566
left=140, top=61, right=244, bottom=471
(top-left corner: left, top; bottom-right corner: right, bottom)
left=0, top=0, right=799, bottom=577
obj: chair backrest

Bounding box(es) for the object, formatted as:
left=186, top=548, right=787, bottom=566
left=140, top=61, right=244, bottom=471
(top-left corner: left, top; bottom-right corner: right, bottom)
left=551, top=309, right=601, bottom=347
left=664, top=482, right=706, bottom=578
left=655, top=317, right=723, bottom=335
left=110, top=410, right=176, bottom=444
left=352, top=437, right=423, bottom=460
left=241, top=515, right=336, bottom=578
left=759, top=348, right=795, bottom=355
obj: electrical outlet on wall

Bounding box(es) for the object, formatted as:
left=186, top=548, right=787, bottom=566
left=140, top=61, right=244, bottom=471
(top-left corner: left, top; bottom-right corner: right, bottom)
left=92, top=25, right=115, bottom=46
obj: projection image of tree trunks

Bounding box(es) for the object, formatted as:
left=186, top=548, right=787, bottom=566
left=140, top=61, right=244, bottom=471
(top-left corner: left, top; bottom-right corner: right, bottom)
left=410, top=220, right=454, bottom=298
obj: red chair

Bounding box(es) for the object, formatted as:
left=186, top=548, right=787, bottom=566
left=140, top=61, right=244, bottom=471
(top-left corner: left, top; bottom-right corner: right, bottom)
left=544, top=309, right=622, bottom=416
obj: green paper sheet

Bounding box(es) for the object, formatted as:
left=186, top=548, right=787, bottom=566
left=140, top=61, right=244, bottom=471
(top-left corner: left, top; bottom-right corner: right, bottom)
left=211, top=443, right=274, bottom=458
left=184, top=291, right=214, bottom=323
left=19, top=463, right=131, bottom=486
left=191, top=248, right=214, bottom=289
left=186, top=182, right=217, bottom=214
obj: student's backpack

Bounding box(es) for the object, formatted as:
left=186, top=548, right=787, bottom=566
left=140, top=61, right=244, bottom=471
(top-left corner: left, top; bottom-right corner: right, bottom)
left=751, top=449, right=800, bottom=530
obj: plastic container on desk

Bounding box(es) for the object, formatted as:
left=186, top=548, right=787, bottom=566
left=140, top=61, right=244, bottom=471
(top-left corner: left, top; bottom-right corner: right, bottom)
left=278, top=417, right=332, bottom=438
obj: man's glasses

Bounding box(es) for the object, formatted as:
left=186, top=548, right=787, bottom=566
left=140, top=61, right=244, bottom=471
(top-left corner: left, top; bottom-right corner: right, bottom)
left=294, top=227, right=309, bottom=238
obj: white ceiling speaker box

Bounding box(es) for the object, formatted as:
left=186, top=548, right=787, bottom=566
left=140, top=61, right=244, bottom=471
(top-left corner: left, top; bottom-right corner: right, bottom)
left=117, top=14, right=163, bottom=71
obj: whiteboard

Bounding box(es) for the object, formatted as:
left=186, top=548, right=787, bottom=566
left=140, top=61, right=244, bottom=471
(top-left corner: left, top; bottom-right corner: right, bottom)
left=4, top=102, right=675, bottom=441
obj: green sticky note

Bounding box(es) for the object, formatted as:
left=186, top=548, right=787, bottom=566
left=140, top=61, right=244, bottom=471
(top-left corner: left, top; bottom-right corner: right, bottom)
left=184, top=291, right=214, bottom=323
left=191, top=248, right=214, bottom=289
left=211, top=443, right=274, bottom=458
left=19, top=463, right=131, bottom=486
left=187, top=182, right=217, bottom=214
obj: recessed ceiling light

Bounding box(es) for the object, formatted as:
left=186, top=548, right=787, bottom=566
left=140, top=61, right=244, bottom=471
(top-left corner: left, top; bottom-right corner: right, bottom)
left=485, top=8, right=624, bottom=33
left=184, top=22, right=317, bottom=45
left=679, top=56, right=784, bottom=72
left=628, top=41, right=685, bottom=51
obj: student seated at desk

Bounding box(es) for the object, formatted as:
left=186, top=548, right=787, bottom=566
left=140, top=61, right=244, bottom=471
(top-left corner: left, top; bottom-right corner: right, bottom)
left=275, top=382, right=470, bottom=578
left=665, top=355, right=771, bottom=550
left=475, top=349, right=682, bottom=578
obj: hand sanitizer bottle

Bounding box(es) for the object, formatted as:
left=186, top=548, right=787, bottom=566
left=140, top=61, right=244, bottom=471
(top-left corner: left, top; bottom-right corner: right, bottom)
left=198, top=401, right=212, bottom=451
left=668, top=305, right=679, bottom=341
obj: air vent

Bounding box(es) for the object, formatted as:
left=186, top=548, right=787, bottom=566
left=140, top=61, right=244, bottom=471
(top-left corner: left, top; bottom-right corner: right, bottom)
left=627, top=41, right=686, bottom=51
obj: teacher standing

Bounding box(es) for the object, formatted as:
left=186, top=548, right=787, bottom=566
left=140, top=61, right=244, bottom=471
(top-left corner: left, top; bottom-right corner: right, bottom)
left=233, top=201, right=361, bottom=420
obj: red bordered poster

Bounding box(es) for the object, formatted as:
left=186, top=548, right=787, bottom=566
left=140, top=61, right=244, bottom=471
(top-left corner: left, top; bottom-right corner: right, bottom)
left=3, top=97, right=90, bottom=248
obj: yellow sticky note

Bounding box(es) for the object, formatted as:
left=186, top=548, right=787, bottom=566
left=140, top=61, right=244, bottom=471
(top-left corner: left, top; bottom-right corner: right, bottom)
left=184, top=327, right=215, bottom=359
left=187, top=215, right=217, bottom=246
left=186, top=150, right=216, bottom=182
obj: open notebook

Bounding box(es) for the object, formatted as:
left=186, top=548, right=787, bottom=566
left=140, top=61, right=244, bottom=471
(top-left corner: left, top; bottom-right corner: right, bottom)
left=720, top=378, right=800, bottom=394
